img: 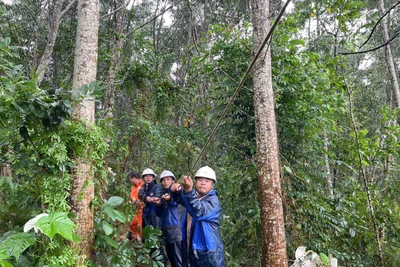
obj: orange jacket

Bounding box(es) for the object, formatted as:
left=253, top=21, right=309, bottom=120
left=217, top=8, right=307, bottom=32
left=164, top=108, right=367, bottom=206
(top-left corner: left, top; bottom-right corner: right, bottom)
left=129, top=180, right=144, bottom=240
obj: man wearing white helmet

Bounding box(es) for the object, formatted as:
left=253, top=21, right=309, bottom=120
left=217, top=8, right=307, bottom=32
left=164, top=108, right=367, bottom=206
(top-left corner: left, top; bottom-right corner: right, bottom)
left=138, top=168, right=166, bottom=264
left=153, top=170, right=185, bottom=267
left=171, top=166, right=225, bottom=267
left=138, top=168, right=163, bottom=230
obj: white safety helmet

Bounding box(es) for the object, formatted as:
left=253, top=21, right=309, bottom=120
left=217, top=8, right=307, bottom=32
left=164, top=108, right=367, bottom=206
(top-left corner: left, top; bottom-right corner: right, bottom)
left=160, top=170, right=175, bottom=181
left=194, top=166, right=216, bottom=183
left=142, top=168, right=156, bottom=178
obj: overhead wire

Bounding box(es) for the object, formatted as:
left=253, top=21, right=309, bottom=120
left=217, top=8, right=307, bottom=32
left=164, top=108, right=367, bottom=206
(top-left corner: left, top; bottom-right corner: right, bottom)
left=188, top=0, right=292, bottom=175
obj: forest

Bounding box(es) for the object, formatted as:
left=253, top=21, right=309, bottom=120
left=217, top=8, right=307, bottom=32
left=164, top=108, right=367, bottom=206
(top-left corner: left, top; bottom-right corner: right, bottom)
left=0, top=0, right=400, bottom=266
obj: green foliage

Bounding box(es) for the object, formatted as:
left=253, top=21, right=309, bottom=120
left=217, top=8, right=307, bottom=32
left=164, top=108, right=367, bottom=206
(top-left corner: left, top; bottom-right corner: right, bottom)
left=101, top=196, right=127, bottom=223
left=0, top=43, right=72, bottom=135
left=0, top=39, right=68, bottom=228
left=2, top=0, right=400, bottom=266
left=35, top=212, right=79, bottom=242
left=218, top=165, right=261, bottom=267
left=0, top=232, right=35, bottom=262
left=40, top=243, right=77, bottom=267
left=284, top=105, right=400, bottom=266
left=132, top=226, right=165, bottom=266
left=59, top=120, right=108, bottom=169
left=93, top=196, right=164, bottom=267
left=77, top=81, right=105, bottom=100
left=0, top=38, right=109, bottom=266
left=0, top=212, right=79, bottom=267
left=93, top=226, right=164, bottom=267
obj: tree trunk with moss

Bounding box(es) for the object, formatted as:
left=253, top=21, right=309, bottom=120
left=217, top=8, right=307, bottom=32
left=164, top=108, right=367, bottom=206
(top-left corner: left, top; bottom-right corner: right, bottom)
left=70, top=0, right=99, bottom=263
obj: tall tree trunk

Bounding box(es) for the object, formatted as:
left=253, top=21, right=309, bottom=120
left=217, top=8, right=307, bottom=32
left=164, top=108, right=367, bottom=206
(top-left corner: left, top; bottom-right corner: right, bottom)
left=251, top=0, right=288, bottom=266
left=202, top=0, right=208, bottom=33
left=32, top=0, right=47, bottom=71
left=104, top=0, right=126, bottom=120
left=0, top=163, right=11, bottom=177
left=323, top=129, right=333, bottom=196
left=35, top=0, right=76, bottom=83
left=309, top=0, right=334, bottom=196
left=70, top=0, right=99, bottom=264
left=35, top=0, right=64, bottom=83
left=378, top=0, right=400, bottom=108
left=152, top=0, right=160, bottom=52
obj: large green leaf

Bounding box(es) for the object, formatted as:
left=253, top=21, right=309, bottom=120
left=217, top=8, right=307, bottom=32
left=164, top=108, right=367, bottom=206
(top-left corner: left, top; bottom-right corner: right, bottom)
left=0, top=232, right=35, bottom=261
left=16, top=254, right=32, bottom=267
left=36, top=212, right=79, bottom=242
left=101, top=221, right=114, bottom=235
left=102, top=206, right=126, bottom=223
left=0, top=259, right=13, bottom=267
left=105, top=196, right=124, bottom=207
left=0, top=251, right=9, bottom=260
left=101, top=196, right=126, bottom=222
left=320, top=252, right=329, bottom=264
left=24, top=213, right=48, bottom=233
left=0, top=177, right=14, bottom=192
left=99, top=234, right=118, bottom=249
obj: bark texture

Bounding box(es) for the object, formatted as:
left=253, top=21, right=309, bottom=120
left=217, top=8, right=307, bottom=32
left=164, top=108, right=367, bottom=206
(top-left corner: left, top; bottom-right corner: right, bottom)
left=72, top=0, right=98, bottom=123
left=251, top=0, right=288, bottom=266
left=378, top=0, right=400, bottom=109
left=35, top=0, right=76, bottom=83
left=70, top=0, right=99, bottom=263
left=35, top=0, right=65, bottom=83
left=0, top=163, right=11, bottom=177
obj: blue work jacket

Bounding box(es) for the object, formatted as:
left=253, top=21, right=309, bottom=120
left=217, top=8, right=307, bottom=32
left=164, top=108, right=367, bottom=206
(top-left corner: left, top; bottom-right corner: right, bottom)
left=155, top=187, right=184, bottom=244
left=180, top=189, right=225, bottom=267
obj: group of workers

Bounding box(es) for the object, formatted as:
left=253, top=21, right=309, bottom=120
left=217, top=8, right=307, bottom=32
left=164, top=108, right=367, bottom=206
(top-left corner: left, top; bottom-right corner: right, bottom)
left=127, top=166, right=225, bottom=267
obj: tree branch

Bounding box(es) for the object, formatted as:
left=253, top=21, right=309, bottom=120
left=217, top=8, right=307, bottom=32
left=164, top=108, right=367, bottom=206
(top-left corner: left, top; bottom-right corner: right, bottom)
left=339, top=30, right=400, bottom=55
left=359, top=0, right=400, bottom=49
left=60, top=0, right=77, bottom=17
left=100, top=0, right=127, bottom=20
left=127, top=5, right=173, bottom=35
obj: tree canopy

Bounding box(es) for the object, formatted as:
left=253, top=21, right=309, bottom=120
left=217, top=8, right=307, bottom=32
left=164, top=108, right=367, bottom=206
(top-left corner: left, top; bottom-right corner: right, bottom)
left=1, top=0, right=400, bottom=266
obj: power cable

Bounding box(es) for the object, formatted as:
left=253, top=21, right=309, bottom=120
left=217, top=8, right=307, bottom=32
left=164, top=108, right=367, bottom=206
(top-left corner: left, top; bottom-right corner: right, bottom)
left=188, top=0, right=292, bottom=175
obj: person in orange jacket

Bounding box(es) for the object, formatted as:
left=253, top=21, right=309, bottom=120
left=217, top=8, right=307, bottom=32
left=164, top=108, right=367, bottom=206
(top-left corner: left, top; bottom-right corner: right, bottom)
left=128, top=171, right=144, bottom=241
